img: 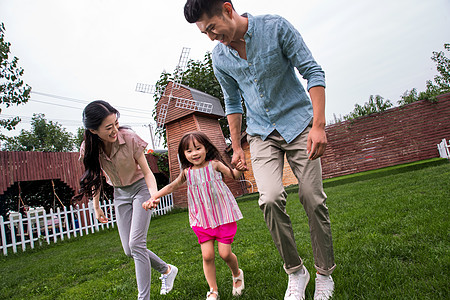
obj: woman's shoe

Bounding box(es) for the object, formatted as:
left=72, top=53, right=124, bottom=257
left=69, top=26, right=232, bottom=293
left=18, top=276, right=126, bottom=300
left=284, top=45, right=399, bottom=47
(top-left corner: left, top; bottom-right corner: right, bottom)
left=232, top=268, right=244, bottom=296
left=206, top=288, right=219, bottom=299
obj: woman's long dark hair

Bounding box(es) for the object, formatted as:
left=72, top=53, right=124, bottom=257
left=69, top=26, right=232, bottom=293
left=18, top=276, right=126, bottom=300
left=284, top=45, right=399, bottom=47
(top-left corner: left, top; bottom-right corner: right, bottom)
left=178, top=131, right=236, bottom=178
left=73, top=100, right=119, bottom=201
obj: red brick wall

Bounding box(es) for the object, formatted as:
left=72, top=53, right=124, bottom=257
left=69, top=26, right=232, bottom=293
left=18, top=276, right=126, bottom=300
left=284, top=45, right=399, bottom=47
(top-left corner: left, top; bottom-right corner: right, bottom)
left=239, top=93, right=450, bottom=192
left=321, top=93, right=450, bottom=178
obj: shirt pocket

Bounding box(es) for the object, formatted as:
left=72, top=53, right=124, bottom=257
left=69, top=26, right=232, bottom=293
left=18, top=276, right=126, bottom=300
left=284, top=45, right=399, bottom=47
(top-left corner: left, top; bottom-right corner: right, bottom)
left=254, top=47, right=284, bottom=79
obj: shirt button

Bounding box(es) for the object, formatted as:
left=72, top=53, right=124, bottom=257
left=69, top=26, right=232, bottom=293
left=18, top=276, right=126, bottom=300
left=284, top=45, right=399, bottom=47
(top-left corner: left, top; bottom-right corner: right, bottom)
left=266, top=109, right=269, bottom=112
left=254, top=79, right=257, bottom=82
left=249, top=63, right=252, bottom=66
left=261, top=94, right=264, bottom=97
left=273, top=123, right=276, bottom=126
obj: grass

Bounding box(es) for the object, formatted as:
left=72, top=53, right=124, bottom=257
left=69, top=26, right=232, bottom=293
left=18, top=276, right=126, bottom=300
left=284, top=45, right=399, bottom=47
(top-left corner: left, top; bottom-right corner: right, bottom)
left=0, top=159, right=449, bottom=299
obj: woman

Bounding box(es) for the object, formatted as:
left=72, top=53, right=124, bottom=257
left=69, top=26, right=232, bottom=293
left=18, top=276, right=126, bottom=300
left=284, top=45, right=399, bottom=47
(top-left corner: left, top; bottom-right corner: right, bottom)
left=75, top=100, right=177, bottom=299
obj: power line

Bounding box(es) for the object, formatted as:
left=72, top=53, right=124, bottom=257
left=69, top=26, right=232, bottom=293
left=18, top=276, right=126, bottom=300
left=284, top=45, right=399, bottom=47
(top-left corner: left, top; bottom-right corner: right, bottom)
left=31, top=91, right=154, bottom=114
left=31, top=98, right=83, bottom=110
left=28, top=98, right=153, bottom=120
left=0, top=114, right=149, bottom=127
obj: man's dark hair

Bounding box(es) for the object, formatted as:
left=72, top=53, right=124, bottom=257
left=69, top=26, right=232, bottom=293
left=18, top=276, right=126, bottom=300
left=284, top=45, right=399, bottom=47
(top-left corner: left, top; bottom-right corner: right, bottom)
left=184, top=0, right=233, bottom=23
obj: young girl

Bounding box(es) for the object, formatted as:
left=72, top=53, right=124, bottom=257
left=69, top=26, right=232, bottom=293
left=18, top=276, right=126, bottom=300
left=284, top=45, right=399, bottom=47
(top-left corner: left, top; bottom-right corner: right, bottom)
left=143, top=131, right=245, bottom=299
left=74, top=100, right=178, bottom=300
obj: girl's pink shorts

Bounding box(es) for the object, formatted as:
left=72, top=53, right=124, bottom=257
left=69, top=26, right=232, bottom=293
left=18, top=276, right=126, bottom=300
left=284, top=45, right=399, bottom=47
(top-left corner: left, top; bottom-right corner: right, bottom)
left=192, top=222, right=237, bottom=244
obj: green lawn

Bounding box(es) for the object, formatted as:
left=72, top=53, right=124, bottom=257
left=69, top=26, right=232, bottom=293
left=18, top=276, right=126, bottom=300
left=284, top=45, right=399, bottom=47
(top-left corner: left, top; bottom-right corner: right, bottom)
left=0, top=159, right=449, bottom=299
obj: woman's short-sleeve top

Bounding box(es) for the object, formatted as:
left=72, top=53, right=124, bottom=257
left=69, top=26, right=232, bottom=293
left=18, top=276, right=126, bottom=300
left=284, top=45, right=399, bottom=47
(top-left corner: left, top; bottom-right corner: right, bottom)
left=79, top=129, right=147, bottom=187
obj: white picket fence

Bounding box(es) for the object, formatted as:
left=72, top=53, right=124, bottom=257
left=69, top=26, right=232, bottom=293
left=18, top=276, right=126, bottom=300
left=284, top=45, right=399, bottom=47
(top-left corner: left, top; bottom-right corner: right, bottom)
left=0, top=194, right=173, bottom=256
left=437, top=138, right=450, bottom=159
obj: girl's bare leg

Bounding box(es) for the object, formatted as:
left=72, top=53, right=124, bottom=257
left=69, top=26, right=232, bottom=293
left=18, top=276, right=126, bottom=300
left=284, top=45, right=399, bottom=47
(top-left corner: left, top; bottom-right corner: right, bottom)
left=201, top=240, right=218, bottom=295
left=218, top=242, right=242, bottom=288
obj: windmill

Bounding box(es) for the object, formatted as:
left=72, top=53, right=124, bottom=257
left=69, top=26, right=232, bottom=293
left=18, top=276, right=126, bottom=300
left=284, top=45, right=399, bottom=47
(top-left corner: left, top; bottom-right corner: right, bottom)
left=136, top=47, right=214, bottom=147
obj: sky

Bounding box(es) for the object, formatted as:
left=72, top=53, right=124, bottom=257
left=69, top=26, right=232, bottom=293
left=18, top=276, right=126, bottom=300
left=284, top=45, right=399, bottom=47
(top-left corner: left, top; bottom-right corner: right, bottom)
left=1, top=0, right=449, bottom=149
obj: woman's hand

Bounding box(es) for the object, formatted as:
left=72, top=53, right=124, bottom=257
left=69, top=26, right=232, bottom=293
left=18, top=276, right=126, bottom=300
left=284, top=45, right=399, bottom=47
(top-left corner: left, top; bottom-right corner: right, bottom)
left=142, top=197, right=160, bottom=211
left=94, top=207, right=109, bottom=223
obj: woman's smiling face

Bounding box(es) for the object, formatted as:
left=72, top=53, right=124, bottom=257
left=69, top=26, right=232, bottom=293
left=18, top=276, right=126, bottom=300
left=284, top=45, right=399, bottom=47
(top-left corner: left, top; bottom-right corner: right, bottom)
left=90, top=113, right=119, bottom=144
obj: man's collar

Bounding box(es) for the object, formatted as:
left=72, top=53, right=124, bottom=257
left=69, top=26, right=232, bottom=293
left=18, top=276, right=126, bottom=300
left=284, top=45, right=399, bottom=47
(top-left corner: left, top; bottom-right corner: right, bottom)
left=243, top=13, right=254, bottom=38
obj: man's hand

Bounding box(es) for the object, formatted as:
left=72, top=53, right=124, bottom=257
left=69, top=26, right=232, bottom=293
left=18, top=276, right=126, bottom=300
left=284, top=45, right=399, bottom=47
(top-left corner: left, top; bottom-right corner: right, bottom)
left=307, top=126, right=327, bottom=160
left=231, top=147, right=248, bottom=171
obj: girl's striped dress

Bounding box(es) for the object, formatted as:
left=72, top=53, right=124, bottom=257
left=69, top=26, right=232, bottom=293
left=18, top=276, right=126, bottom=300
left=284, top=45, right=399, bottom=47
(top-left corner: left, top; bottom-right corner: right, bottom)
left=186, top=161, right=243, bottom=229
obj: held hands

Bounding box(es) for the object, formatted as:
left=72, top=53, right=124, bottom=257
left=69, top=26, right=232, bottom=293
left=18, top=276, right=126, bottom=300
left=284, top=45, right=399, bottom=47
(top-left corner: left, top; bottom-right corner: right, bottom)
left=235, top=160, right=246, bottom=172
left=232, top=148, right=248, bottom=171
left=94, top=207, right=109, bottom=223
left=142, top=196, right=160, bottom=211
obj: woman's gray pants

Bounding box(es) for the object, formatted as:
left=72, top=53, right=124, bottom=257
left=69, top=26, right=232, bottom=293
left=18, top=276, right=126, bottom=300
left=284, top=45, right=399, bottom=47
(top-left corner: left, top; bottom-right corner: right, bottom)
left=114, top=178, right=168, bottom=300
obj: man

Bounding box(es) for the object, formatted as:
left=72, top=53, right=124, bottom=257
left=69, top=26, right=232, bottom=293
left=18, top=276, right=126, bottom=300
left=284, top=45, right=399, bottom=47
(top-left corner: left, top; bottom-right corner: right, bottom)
left=184, top=1, right=336, bottom=299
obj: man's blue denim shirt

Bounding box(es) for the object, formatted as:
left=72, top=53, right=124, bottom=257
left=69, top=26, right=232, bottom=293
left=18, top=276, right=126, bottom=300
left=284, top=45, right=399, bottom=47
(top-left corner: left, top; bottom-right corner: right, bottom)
left=212, top=13, right=325, bottom=143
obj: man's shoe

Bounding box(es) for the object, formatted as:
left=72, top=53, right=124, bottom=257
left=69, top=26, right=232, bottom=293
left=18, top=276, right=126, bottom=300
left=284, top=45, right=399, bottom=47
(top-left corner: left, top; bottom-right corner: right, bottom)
left=284, top=265, right=310, bottom=300
left=314, top=274, right=334, bottom=300
left=160, top=264, right=178, bottom=295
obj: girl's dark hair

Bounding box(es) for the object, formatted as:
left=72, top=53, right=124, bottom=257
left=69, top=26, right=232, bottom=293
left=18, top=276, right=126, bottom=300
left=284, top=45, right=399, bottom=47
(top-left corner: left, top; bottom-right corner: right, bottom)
left=184, top=0, right=233, bottom=23
left=178, top=131, right=236, bottom=178
left=73, top=100, right=119, bottom=201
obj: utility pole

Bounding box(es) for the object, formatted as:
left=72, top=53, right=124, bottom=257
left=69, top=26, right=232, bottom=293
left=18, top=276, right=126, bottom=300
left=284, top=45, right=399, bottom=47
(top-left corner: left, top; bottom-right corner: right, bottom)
left=145, top=123, right=156, bottom=150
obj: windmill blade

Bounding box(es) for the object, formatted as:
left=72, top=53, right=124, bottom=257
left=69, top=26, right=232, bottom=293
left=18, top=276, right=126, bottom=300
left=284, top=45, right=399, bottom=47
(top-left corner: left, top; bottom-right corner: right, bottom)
left=156, top=103, right=169, bottom=128
left=152, top=47, right=192, bottom=130
left=136, top=83, right=156, bottom=94
left=172, top=47, right=191, bottom=90
left=174, top=96, right=214, bottom=114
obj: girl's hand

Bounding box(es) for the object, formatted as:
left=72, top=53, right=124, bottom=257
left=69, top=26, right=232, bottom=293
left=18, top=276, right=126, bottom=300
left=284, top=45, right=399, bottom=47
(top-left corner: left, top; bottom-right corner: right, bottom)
left=142, top=197, right=160, bottom=210
left=235, top=160, right=246, bottom=171
left=142, top=200, right=151, bottom=211
left=94, top=207, right=109, bottom=223
left=232, top=148, right=248, bottom=171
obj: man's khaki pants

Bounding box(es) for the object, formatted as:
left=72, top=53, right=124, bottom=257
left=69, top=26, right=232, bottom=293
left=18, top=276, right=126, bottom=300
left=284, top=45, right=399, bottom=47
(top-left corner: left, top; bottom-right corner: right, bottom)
left=247, top=127, right=336, bottom=275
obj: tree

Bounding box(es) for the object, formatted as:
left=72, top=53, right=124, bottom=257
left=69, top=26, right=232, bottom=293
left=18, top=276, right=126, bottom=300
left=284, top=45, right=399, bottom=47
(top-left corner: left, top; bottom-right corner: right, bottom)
left=430, top=43, right=450, bottom=93
left=398, top=43, right=449, bottom=106
left=0, top=23, right=31, bottom=136
left=344, top=95, right=393, bottom=121
left=153, top=52, right=246, bottom=145
left=398, top=88, right=433, bottom=106
left=2, top=113, right=77, bottom=152
left=74, top=126, right=85, bottom=149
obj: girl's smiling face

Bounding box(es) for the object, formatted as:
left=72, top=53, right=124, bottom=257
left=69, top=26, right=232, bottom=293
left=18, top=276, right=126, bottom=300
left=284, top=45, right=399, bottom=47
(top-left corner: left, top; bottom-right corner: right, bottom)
left=89, top=113, right=119, bottom=144
left=184, top=138, right=208, bottom=168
